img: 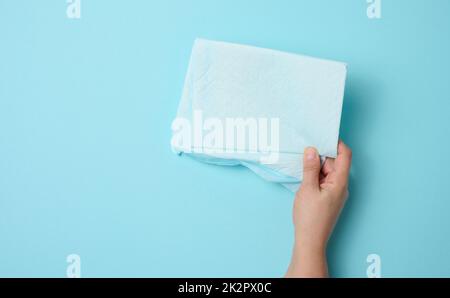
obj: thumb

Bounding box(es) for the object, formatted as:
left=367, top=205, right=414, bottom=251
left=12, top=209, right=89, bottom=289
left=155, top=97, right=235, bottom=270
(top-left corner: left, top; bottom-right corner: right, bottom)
left=302, top=147, right=320, bottom=190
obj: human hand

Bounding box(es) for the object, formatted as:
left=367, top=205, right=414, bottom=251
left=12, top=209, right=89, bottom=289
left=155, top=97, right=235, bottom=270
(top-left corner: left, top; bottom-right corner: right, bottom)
left=286, top=141, right=352, bottom=277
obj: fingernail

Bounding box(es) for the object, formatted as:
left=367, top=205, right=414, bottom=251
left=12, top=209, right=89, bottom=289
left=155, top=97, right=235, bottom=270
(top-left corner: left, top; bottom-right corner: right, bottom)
left=305, top=147, right=317, bottom=160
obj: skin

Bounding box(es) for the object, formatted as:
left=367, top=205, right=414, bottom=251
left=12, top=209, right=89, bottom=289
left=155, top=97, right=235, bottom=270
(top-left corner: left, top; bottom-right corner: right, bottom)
left=285, top=141, right=352, bottom=278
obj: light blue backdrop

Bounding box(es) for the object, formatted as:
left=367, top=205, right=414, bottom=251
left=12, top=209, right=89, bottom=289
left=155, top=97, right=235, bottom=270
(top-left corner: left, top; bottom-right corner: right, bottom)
left=1, top=0, right=449, bottom=277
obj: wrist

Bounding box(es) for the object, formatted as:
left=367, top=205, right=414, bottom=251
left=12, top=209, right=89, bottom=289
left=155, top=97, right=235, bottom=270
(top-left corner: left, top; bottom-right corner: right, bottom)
left=294, top=234, right=327, bottom=256
left=293, top=241, right=326, bottom=258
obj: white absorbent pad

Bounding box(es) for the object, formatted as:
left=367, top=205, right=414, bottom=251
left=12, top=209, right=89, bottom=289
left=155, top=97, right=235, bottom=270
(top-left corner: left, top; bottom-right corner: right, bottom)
left=171, top=39, right=347, bottom=192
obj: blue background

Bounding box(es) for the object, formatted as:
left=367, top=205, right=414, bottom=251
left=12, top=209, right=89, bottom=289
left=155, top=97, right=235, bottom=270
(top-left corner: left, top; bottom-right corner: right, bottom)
left=1, top=0, right=450, bottom=277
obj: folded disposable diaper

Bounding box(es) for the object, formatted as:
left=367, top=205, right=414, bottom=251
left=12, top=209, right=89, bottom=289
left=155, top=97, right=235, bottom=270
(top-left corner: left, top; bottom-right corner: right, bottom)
left=171, top=39, right=347, bottom=192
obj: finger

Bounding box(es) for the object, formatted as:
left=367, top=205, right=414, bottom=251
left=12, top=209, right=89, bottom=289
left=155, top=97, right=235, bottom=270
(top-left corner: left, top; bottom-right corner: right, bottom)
left=335, top=141, right=352, bottom=178
left=302, top=147, right=321, bottom=190
left=321, top=157, right=335, bottom=176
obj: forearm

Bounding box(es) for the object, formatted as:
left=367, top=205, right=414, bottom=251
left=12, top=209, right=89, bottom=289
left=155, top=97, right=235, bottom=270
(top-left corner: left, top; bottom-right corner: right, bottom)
left=285, top=243, right=328, bottom=278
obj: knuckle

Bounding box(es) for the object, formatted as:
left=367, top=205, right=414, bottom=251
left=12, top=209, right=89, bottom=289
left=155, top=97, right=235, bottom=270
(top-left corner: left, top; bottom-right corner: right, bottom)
left=347, top=148, right=353, bottom=159
left=337, top=174, right=349, bottom=185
